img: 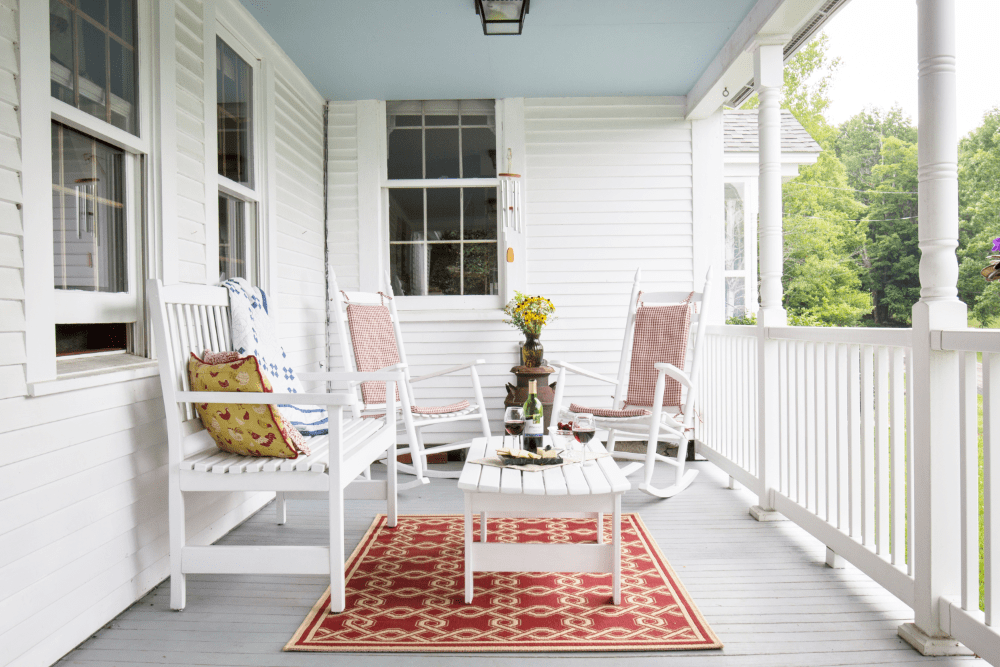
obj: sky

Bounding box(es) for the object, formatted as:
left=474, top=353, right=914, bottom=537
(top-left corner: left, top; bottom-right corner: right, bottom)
left=822, top=0, right=1000, bottom=138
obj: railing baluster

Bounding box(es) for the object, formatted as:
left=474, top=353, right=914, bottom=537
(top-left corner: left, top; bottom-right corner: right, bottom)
left=849, top=343, right=862, bottom=539
left=959, top=350, right=979, bottom=611
left=805, top=342, right=816, bottom=512
left=985, top=352, right=999, bottom=625
left=836, top=343, right=849, bottom=531
left=826, top=343, right=837, bottom=523
left=875, top=345, right=890, bottom=556
left=779, top=339, right=788, bottom=495
left=890, top=346, right=905, bottom=565
left=796, top=341, right=806, bottom=504
left=905, top=346, right=915, bottom=576
left=861, top=344, right=876, bottom=547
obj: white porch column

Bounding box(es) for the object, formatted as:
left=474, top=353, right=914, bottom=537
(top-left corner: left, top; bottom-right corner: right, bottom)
left=898, top=0, right=970, bottom=655
left=750, top=42, right=787, bottom=522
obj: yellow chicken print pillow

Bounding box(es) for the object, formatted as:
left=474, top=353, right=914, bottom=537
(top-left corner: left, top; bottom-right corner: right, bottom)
left=188, top=353, right=310, bottom=458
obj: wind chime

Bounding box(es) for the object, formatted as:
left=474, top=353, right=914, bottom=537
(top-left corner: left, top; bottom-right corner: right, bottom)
left=498, top=148, right=522, bottom=263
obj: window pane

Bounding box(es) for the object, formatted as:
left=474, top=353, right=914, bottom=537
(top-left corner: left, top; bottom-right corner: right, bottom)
left=725, top=277, right=746, bottom=320
left=52, top=122, right=127, bottom=293
left=425, top=128, right=459, bottom=179
left=219, top=195, right=256, bottom=283
left=427, top=244, right=460, bottom=295
left=388, top=189, right=424, bottom=242
left=79, top=0, right=105, bottom=23
left=108, top=0, right=133, bottom=42
left=463, top=243, right=497, bottom=295
left=217, top=37, right=254, bottom=187
left=462, top=115, right=488, bottom=125
left=426, top=188, right=459, bottom=241
left=56, top=322, right=127, bottom=356
left=463, top=188, right=496, bottom=240
left=78, top=17, right=107, bottom=119
left=50, top=1, right=75, bottom=105
left=51, top=0, right=137, bottom=133
left=394, top=115, right=421, bottom=127
left=462, top=128, right=497, bottom=178
left=724, top=183, right=745, bottom=271
left=390, top=243, right=425, bottom=296
left=387, top=128, right=423, bottom=179
left=425, top=115, right=458, bottom=126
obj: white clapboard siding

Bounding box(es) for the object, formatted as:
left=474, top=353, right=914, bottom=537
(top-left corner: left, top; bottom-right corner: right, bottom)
left=324, top=97, right=693, bottom=443
left=0, top=0, right=25, bottom=400
left=175, top=0, right=208, bottom=285
left=524, top=97, right=692, bottom=407
left=274, top=74, right=326, bottom=390
left=0, top=2, right=330, bottom=666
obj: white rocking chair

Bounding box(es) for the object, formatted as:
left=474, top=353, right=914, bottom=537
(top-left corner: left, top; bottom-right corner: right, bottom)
left=330, top=270, right=492, bottom=489
left=549, top=267, right=713, bottom=498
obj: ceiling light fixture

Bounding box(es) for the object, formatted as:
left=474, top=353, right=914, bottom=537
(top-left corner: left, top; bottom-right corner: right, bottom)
left=475, top=0, right=529, bottom=36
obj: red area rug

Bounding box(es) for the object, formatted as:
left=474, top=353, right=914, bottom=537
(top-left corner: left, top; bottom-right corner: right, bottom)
left=285, top=514, right=721, bottom=653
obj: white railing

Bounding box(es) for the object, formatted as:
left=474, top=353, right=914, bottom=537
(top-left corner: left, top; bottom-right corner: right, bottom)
left=697, top=325, right=758, bottom=490
left=935, top=330, right=1000, bottom=666
left=698, top=326, right=918, bottom=608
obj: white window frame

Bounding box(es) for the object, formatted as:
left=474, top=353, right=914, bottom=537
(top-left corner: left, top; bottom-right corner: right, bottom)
left=382, top=99, right=505, bottom=311
left=21, top=0, right=155, bottom=385
left=211, top=20, right=264, bottom=287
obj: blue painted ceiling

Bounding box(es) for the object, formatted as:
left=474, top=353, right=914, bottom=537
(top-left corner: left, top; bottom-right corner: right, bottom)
left=237, top=0, right=759, bottom=101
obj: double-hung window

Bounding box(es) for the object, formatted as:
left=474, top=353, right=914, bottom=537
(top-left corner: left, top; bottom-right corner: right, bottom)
left=215, top=31, right=259, bottom=284
left=386, top=100, right=499, bottom=300
left=723, top=181, right=757, bottom=320
left=47, top=0, right=146, bottom=362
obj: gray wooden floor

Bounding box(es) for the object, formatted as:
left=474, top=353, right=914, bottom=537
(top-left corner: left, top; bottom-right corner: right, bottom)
left=57, top=461, right=986, bottom=667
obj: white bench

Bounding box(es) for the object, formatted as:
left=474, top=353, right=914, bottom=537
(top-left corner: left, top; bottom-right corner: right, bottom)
left=149, top=279, right=405, bottom=613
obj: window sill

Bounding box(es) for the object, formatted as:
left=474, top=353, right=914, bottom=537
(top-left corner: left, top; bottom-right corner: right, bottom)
left=396, top=309, right=504, bottom=323
left=28, top=353, right=159, bottom=397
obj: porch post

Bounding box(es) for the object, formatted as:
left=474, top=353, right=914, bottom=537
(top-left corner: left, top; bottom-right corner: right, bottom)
left=750, top=42, right=787, bottom=522
left=898, top=0, right=969, bottom=655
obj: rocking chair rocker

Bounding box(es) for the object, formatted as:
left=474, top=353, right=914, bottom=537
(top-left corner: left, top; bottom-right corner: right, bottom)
left=330, top=270, right=492, bottom=489
left=549, top=267, right=713, bottom=498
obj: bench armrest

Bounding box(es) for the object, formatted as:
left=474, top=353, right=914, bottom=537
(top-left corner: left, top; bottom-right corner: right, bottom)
left=175, top=391, right=357, bottom=406
left=298, top=364, right=407, bottom=383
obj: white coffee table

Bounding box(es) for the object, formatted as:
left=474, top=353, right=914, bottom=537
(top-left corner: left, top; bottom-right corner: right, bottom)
left=457, top=435, right=631, bottom=604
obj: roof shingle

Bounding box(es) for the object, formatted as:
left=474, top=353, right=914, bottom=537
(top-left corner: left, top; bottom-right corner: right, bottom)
left=724, top=109, right=822, bottom=153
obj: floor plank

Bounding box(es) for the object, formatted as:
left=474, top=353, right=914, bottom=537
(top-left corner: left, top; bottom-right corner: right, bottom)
left=55, top=461, right=985, bottom=666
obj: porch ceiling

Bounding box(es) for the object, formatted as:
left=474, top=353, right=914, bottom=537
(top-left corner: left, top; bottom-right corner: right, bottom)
left=237, top=0, right=759, bottom=100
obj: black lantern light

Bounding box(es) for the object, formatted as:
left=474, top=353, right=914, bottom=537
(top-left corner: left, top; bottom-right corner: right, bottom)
left=475, top=0, right=529, bottom=36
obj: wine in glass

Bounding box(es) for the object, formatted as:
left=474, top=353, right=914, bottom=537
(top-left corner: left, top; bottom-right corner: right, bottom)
left=503, top=406, right=525, bottom=452
left=572, top=413, right=597, bottom=466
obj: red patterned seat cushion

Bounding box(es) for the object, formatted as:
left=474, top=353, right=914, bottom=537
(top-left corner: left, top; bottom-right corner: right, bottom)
left=411, top=400, right=470, bottom=415
left=625, top=304, right=691, bottom=408
left=569, top=403, right=652, bottom=418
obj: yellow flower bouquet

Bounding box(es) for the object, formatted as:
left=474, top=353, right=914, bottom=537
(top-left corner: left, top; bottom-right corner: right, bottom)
left=503, top=292, right=556, bottom=367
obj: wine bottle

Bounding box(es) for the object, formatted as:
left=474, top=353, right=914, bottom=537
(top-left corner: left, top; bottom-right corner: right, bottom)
left=522, top=379, right=544, bottom=453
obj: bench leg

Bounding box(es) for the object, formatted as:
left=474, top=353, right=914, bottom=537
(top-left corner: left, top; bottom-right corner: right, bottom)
left=465, top=493, right=474, bottom=604
left=275, top=492, right=287, bottom=525
left=168, top=473, right=186, bottom=610
left=597, top=512, right=604, bottom=544
left=329, top=479, right=346, bottom=614
left=480, top=511, right=487, bottom=543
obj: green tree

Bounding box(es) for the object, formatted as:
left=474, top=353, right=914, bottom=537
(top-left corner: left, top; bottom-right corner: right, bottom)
left=958, top=109, right=1000, bottom=325
left=862, top=136, right=920, bottom=325
left=835, top=107, right=918, bottom=202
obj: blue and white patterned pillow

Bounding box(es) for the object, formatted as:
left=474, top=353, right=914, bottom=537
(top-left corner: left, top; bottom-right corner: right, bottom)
left=223, top=278, right=328, bottom=436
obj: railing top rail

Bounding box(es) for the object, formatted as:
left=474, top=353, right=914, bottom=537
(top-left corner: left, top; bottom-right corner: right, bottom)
left=935, top=328, right=1000, bottom=354
left=766, top=326, right=913, bottom=348
left=705, top=325, right=757, bottom=337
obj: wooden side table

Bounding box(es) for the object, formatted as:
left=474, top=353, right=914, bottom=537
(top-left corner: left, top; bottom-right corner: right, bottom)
left=504, top=365, right=556, bottom=434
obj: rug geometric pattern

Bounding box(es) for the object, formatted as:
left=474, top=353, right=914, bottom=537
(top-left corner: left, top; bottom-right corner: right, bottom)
left=285, top=514, right=722, bottom=652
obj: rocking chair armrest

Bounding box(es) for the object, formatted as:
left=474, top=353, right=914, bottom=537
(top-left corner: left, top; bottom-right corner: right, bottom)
left=297, top=364, right=408, bottom=383
left=654, top=362, right=692, bottom=389
left=410, top=360, right=487, bottom=383
left=549, top=360, right=620, bottom=386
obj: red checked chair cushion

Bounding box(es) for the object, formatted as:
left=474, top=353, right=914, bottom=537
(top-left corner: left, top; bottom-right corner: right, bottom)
left=625, top=304, right=692, bottom=408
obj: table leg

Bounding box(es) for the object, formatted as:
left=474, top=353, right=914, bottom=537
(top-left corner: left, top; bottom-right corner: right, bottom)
left=480, top=511, right=487, bottom=543
left=612, top=494, right=621, bottom=605
left=597, top=512, right=604, bottom=544
left=465, top=493, right=474, bottom=603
